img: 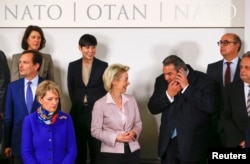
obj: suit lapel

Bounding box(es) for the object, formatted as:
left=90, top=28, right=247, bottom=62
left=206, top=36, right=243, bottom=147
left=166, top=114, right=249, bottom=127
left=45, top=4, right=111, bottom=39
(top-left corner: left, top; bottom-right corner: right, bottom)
left=123, top=99, right=132, bottom=129
left=232, top=82, right=248, bottom=117
left=77, top=59, right=85, bottom=87
left=17, top=79, right=29, bottom=113
left=30, top=77, right=44, bottom=113
left=217, top=61, right=224, bottom=85
left=233, top=58, right=241, bottom=82
left=40, top=56, right=46, bottom=74
left=88, top=58, right=97, bottom=86
left=240, top=82, right=248, bottom=115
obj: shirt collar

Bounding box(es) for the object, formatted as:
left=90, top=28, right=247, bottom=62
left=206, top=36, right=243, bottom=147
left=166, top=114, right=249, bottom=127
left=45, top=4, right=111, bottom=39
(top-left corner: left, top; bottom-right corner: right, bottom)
left=106, top=92, right=129, bottom=104
left=223, top=57, right=239, bottom=65
left=244, top=82, right=250, bottom=87
left=25, top=75, right=39, bottom=86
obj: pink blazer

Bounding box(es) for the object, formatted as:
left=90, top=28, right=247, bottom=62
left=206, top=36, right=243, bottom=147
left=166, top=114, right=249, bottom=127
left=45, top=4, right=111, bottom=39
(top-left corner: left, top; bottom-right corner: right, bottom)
left=91, top=93, right=142, bottom=153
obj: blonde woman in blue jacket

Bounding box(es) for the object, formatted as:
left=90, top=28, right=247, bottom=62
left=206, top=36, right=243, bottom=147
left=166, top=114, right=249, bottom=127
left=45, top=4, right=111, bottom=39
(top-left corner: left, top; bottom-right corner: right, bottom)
left=21, top=80, right=77, bottom=164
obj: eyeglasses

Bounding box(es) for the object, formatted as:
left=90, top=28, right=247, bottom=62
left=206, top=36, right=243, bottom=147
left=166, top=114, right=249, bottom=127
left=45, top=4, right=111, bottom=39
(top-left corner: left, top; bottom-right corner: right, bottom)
left=217, top=40, right=237, bottom=46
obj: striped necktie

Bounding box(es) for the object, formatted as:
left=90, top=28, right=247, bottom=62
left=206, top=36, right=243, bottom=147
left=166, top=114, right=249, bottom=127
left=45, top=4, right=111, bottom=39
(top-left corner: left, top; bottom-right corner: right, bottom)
left=247, top=86, right=250, bottom=117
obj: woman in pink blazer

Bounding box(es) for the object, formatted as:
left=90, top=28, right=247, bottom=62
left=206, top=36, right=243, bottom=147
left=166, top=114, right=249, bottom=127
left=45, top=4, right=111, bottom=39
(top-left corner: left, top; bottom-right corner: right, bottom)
left=91, top=63, right=142, bottom=164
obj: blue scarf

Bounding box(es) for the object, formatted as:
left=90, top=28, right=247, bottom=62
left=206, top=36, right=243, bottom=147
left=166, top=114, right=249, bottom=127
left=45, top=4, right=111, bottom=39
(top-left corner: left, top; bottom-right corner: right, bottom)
left=37, top=107, right=58, bottom=125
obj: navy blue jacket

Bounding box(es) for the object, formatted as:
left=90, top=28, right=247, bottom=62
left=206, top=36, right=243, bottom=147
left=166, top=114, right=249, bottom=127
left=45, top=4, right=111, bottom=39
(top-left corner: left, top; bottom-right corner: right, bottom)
left=221, top=80, right=248, bottom=147
left=206, top=58, right=241, bottom=147
left=4, top=77, right=44, bottom=156
left=148, top=65, right=216, bottom=161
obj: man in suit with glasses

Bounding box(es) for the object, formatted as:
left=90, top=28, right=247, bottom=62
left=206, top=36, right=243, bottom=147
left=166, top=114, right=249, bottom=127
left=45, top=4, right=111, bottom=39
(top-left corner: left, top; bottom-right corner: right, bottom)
left=206, top=33, right=242, bottom=147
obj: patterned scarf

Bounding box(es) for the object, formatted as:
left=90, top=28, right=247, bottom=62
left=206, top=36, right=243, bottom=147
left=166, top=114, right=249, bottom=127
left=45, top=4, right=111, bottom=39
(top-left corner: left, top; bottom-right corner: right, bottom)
left=37, top=107, right=58, bottom=125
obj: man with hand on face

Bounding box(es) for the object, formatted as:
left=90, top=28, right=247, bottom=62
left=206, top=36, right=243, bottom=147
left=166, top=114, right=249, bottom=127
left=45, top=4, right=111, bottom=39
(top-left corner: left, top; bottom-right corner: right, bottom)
left=148, top=55, right=216, bottom=164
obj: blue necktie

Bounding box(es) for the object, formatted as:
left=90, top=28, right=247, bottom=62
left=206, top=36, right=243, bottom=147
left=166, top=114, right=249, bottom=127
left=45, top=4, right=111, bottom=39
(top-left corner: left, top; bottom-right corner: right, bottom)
left=26, top=81, right=33, bottom=113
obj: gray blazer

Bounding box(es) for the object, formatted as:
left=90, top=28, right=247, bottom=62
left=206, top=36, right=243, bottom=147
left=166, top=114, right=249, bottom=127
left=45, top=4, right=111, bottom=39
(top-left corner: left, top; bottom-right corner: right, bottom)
left=91, top=93, right=142, bottom=153
left=11, top=52, right=54, bottom=81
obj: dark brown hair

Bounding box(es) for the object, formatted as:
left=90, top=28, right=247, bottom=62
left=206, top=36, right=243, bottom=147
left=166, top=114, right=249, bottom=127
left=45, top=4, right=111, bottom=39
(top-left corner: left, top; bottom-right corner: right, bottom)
left=21, top=25, right=46, bottom=50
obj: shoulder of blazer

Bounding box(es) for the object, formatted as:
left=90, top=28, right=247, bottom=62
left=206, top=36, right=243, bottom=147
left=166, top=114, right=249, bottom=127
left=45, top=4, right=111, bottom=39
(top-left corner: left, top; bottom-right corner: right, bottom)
left=155, top=74, right=166, bottom=86
left=40, top=53, right=52, bottom=58
left=8, top=78, right=24, bottom=89
left=68, top=59, right=82, bottom=73
left=206, top=60, right=223, bottom=78
left=207, top=59, right=223, bottom=68
left=69, top=58, right=82, bottom=65
left=40, top=52, right=51, bottom=56
left=0, top=53, right=9, bottom=70
left=12, top=53, right=22, bottom=59
left=38, top=76, right=45, bottom=83
left=95, top=94, right=107, bottom=105
left=9, top=77, right=44, bottom=89
left=57, top=111, right=71, bottom=120
left=0, top=51, right=7, bottom=60
left=93, top=57, right=108, bottom=66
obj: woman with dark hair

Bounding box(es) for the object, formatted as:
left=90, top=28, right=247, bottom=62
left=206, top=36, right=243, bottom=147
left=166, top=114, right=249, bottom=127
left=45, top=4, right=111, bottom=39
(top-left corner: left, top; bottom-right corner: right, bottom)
left=11, top=25, right=54, bottom=81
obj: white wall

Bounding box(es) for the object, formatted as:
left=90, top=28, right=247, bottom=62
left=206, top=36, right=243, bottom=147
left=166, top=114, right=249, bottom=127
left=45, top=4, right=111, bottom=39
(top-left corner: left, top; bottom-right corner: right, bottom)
left=245, top=0, right=250, bottom=51
left=0, top=27, right=244, bottom=159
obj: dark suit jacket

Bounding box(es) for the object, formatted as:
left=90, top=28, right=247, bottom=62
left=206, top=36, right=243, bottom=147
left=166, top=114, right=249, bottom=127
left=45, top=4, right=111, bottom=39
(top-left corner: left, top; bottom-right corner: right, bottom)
left=3, top=76, right=44, bottom=157
left=245, top=117, right=250, bottom=147
left=148, top=65, right=216, bottom=161
left=67, top=57, right=108, bottom=125
left=206, top=58, right=241, bottom=147
left=0, top=50, right=10, bottom=142
left=220, top=80, right=248, bottom=147
left=206, top=59, right=241, bottom=87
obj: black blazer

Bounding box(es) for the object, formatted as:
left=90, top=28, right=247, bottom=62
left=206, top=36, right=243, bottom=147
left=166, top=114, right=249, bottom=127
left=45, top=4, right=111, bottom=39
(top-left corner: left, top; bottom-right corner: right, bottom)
left=0, top=50, right=10, bottom=114
left=206, top=58, right=241, bottom=87
left=245, top=117, right=250, bottom=147
left=67, top=57, right=108, bottom=109
left=0, top=50, right=10, bottom=143
left=221, top=80, right=248, bottom=147
left=206, top=58, right=241, bottom=147
left=148, top=65, right=216, bottom=161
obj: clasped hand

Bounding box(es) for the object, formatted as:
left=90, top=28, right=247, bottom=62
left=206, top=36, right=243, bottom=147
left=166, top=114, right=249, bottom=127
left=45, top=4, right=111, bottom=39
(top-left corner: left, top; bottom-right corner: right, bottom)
left=167, top=70, right=188, bottom=97
left=116, top=130, right=136, bottom=143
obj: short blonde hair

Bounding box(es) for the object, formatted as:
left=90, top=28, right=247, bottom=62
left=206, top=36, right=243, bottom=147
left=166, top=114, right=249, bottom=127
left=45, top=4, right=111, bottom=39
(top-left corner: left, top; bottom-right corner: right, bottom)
left=36, top=80, right=60, bottom=99
left=103, top=64, right=130, bottom=91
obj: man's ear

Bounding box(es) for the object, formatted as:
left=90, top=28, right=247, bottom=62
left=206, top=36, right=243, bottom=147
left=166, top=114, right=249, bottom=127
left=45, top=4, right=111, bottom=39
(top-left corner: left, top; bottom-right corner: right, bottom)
left=34, top=63, right=40, bottom=71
